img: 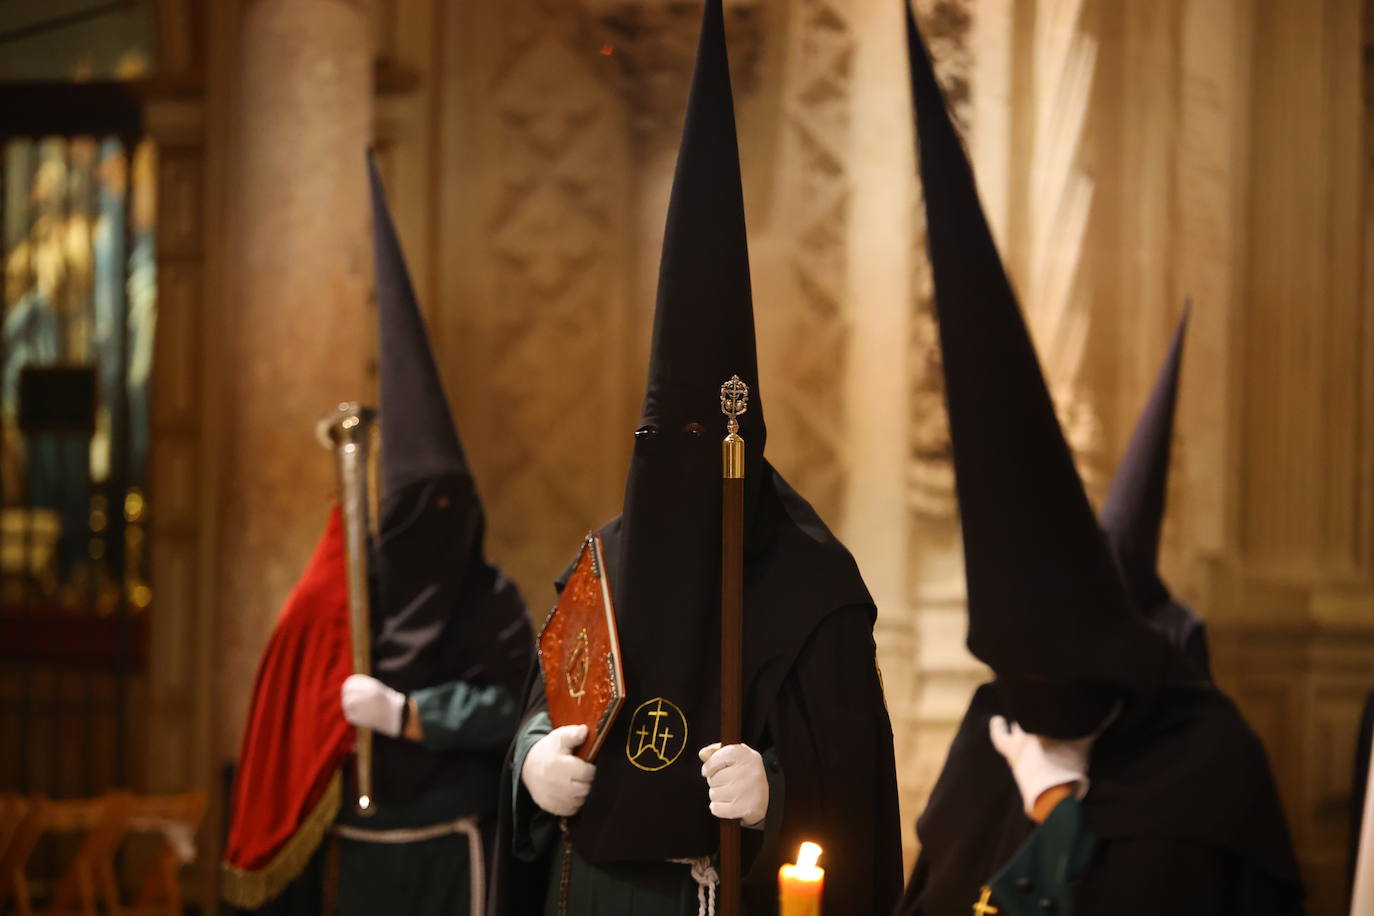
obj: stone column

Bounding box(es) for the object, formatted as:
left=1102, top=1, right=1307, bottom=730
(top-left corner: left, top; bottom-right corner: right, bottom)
left=215, top=0, right=373, bottom=757
left=843, top=0, right=920, bottom=865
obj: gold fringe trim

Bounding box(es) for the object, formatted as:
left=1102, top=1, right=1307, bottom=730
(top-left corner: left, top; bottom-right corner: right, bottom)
left=221, top=772, right=342, bottom=909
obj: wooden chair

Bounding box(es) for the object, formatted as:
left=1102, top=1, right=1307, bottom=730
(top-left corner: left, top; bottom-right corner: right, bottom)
left=40, top=792, right=134, bottom=916
left=0, top=796, right=49, bottom=916
left=121, top=792, right=207, bottom=916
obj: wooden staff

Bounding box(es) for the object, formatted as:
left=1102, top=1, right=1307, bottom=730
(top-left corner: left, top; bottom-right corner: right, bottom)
left=719, top=374, right=749, bottom=916
left=320, top=401, right=379, bottom=816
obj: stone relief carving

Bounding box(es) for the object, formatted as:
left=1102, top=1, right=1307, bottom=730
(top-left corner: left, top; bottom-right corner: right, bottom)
left=478, top=1, right=633, bottom=600
left=764, top=0, right=855, bottom=523
left=1024, top=0, right=1103, bottom=489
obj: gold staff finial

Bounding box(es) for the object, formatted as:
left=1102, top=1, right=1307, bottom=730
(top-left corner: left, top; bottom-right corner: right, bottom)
left=720, top=374, right=749, bottom=435
left=720, top=375, right=748, bottom=479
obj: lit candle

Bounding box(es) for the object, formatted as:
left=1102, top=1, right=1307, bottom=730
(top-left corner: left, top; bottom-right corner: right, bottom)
left=778, top=841, right=824, bottom=916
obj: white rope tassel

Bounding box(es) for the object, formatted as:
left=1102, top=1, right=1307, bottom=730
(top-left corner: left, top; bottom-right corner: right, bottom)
left=668, top=856, right=718, bottom=916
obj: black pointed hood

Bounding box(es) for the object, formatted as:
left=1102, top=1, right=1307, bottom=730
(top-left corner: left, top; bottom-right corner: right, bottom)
left=567, top=0, right=874, bottom=865
left=361, top=153, right=531, bottom=805
left=369, top=152, right=470, bottom=512
left=636, top=0, right=765, bottom=489
left=906, top=6, right=1176, bottom=738
left=1101, top=308, right=1210, bottom=679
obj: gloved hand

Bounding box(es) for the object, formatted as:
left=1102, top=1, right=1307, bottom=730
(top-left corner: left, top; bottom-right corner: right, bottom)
left=341, top=674, right=406, bottom=738
left=988, top=715, right=1095, bottom=818
left=699, top=743, right=768, bottom=828
left=522, top=724, right=596, bottom=817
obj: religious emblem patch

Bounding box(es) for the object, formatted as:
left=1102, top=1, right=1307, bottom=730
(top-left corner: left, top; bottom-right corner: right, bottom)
left=625, top=697, right=688, bottom=772
left=972, top=886, right=999, bottom=915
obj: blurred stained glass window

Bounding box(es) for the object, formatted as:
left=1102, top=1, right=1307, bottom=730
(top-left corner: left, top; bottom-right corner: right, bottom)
left=2, top=136, right=156, bottom=617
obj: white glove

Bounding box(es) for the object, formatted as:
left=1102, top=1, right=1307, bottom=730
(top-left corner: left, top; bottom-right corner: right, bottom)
left=988, top=715, right=1094, bottom=818
left=522, top=724, right=596, bottom=817
left=699, top=743, right=768, bottom=829
left=341, top=674, right=406, bottom=738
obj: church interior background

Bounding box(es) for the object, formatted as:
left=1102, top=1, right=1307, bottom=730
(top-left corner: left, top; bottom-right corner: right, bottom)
left=0, top=0, right=1370, bottom=912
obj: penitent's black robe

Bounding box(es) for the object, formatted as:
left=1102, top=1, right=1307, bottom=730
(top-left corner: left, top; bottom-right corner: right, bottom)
left=488, top=472, right=903, bottom=916
left=896, top=683, right=1306, bottom=916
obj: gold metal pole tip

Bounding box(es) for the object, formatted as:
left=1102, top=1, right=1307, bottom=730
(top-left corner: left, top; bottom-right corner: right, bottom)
left=720, top=375, right=749, bottom=478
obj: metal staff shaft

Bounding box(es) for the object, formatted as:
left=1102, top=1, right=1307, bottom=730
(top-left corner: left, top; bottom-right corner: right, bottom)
left=719, top=375, right=749, bottom=916
left=321, top=401, right=379, bottom=816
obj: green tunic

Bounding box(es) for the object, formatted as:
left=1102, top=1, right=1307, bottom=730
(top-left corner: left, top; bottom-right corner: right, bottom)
left=336, top=680, right=519, bottom=916
left=511, top=712, right=784, bottom=916
left=987, top=797, right=1097, bottom=916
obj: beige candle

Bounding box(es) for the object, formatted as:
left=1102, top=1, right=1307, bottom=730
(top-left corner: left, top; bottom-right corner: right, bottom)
left=778, top=842, right=824, bottom=916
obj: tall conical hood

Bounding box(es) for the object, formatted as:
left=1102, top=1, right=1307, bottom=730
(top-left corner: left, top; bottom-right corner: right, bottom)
left=569, top=0, right=875, bottom=864
left=905, top=5, right=1174, bottom=737
left=637, top=0, right=764, bottom=472
left=368, top=151, right=470, bottom=515
left=613, top=0, right=762, bottom=819
left=1101, top=308, right=1187, bottom=612
left=363, top=153, right=531, bottom=805
left=1101, top=308, right=1210, bottom=678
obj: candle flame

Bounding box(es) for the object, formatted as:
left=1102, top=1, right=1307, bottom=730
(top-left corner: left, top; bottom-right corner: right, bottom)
left=796, top=842, right=822, bottom=870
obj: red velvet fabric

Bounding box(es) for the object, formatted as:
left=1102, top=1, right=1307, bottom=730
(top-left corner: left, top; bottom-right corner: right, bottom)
left=224, top=507, right=354, bottom=870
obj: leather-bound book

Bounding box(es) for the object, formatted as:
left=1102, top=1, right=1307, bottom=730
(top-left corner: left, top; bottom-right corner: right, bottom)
left=537, top=534, right=625, bottom=761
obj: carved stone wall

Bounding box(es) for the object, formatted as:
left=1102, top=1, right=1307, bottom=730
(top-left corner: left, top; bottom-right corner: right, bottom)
left=759, top=0, right=856, bottom=522
left=437, top=0, right=635, bottom=611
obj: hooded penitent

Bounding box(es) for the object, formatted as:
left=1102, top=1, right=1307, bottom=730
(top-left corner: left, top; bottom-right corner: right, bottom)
left=490, top=3, right=901, bottom=912
left=365, top=154, right=531, bottom=803
left=1100, top=309, right=1210, bottom=680
left=898, top=6, right=1303, bottom=914
left=905, top=0, right=1179, bottom=740
left=568, top=0, right=872, bottom=861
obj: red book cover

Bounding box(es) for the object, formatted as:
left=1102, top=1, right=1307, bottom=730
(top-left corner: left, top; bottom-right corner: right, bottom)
left=537, top=535, right=624, bottom=761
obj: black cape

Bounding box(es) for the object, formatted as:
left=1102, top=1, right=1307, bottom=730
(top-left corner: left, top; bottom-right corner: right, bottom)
left=896, top=683, right=1305, bottom=915
left=489, top=467, right=903, bottom=916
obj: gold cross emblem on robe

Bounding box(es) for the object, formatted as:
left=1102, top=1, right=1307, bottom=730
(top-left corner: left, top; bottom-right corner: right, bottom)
left=972, top=886, right=999, bottom=915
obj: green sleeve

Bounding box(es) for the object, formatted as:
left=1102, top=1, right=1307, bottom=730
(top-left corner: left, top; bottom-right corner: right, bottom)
left=410, top=680, right=521, bottom=752
left=510, top=711, right=559, bottom=861
left=988, top=796, right=1097, bottom=916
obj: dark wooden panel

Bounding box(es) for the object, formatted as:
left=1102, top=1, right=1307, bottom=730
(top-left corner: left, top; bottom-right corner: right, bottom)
left=0, top=611, right=148, bottom=671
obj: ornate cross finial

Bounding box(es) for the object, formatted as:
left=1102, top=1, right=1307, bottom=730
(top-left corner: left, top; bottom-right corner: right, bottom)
left=720, top=374, right=749, bottom=435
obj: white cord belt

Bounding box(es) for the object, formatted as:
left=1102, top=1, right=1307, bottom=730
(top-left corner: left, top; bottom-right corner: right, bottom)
left=667, top=856, right=719, bottom=916
left=335, top=815, right=484, bottom=916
